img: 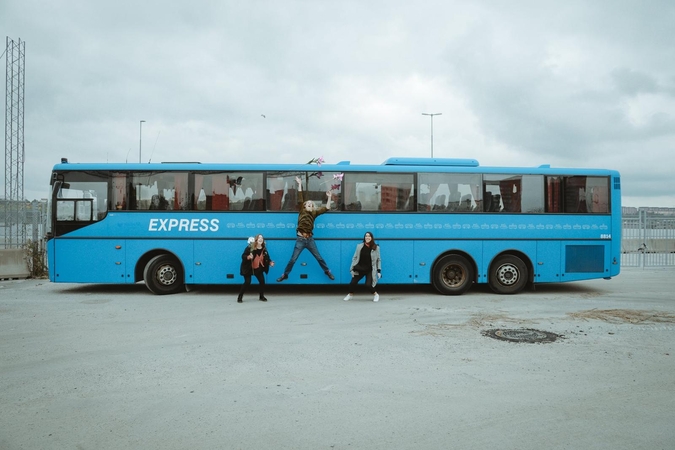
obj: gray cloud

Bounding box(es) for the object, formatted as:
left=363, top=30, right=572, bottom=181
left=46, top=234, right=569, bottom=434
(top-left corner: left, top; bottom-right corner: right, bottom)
left=2, top=0, right=674, bottom=207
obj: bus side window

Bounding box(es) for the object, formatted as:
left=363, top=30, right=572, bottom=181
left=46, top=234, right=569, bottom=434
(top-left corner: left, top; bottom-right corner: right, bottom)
left=458, top=194, right=473, bottom=211
left=268, top=189, right=283, bottom=211
left=591, top=189, right=608, bottom=213
left=563, top=176, right=591, bottom=213
left=587, top=182, right=609, bottom=213
left=75, top=200, right=93, bottom=221
left=546, top=176, right=562, bottom=213
left=196, top=189, right=207, bottom=211
left=56, top=201, right=74, bottom=221
left=112, top=174, right=126, bottom=211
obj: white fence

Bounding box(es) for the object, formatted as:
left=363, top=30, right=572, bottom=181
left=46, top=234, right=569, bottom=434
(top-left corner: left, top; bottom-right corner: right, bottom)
left=621, top=210, right=675, bottom=267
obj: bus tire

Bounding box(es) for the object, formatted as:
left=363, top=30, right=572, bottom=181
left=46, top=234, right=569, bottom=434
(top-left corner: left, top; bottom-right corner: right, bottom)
left=432, top=255, right=474, bottom=295
left=143, top=254, right=184, bottom=295
left=488, top=255, right=527, bottom=295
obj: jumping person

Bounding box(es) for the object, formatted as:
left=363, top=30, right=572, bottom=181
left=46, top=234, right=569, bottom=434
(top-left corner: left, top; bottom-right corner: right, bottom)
left=277, top=176, right=335, bottom=282
left=343, top=231, right=382, bottom=302
left=238, top=234, right=274, bottom=303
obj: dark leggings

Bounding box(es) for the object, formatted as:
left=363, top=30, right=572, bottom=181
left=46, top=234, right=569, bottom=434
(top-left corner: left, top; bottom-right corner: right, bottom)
left=349, top=271, right=376, bottom=294
left=239, top=271, right=265, bottom=297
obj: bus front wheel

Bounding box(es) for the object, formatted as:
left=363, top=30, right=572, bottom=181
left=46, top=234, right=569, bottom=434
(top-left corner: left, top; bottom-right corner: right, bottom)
left=488, top=255, right=528, bottom=295
left=143, top=254, right=184, bottom=295
left=432, top=255, right=474, bottom=295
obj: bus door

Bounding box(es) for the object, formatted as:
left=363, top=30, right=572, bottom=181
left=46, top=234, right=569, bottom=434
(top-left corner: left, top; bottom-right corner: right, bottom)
left=50, top=180, right=126, bottom=283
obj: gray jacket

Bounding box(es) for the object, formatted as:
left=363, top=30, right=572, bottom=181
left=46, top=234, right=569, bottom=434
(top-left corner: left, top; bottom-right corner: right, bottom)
left=350, top=243, right=382, bottom=287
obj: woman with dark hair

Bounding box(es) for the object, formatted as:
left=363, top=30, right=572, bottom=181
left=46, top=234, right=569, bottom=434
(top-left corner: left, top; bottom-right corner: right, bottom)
left=238, top=234, right=274, bottom=303
left=343, top=231, right=382, bottom=302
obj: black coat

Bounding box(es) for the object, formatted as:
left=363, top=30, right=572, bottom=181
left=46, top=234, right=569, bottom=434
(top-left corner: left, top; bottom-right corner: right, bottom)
left=240, top=246, right=272, bottom=276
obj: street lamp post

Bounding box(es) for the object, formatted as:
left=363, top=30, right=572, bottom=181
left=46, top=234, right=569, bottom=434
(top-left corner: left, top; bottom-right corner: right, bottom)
left=139, top=120, right=146, bottom=163
left=421, top=113, right=441, bottom=158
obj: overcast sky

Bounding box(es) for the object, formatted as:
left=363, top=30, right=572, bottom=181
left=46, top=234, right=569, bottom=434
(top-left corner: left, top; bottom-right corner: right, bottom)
left=2, top=0, right=674, bottom=207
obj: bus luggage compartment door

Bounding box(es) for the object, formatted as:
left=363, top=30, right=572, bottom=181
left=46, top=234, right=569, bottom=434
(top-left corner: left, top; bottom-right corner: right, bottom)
left=53, top=238, right=126, bottom=283
left=193, top=239, right=237, bottom=284
left=378, top=240, right=413, bottom=283
left=561, top=241, right=611, bottom=282
left=535, top=241, right=561, bottom=282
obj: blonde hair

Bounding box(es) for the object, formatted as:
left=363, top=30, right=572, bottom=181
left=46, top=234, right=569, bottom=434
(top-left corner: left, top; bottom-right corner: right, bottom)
left=250, top=234, right=265, bottom=251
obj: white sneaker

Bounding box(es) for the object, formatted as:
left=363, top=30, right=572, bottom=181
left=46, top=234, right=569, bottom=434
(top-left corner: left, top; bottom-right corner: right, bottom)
left=373, top=293, right=379, bottom=302
left=343, top=294, right=352, bottom=301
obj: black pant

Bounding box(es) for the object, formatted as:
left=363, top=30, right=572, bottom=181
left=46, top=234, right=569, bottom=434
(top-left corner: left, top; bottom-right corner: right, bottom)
left=349, top=271, right=375, bottom=294
left=238, top=271, right=265, bottom=297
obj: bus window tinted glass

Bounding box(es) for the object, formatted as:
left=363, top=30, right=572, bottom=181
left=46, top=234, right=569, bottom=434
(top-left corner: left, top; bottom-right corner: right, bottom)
left=586, top=177, right=610, bottom=213
left=267, top=171, right=343, bottom=211
left=342, top=173, right=414, bottom=212
left=521, top=175, right=544, bottom=213
left=545, top=176, right=562, bottom=212
left=195, top=172, right=264, bottom=211
left=112, top=173, right=126, bottom=210
left=306, top=171, right=342, bottom=211
left=563, top=176, right=610, bottom=213
left=418, top=173, right=480, bottom=212
left=483, top=174, right=544, bottom=213
left=131, top=172, right=189, bottom=210
left=267, top=172, right=300, bottom=211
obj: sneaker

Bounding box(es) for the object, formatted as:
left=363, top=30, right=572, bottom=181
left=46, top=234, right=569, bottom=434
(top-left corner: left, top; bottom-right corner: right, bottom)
left=343, top=294, right=352, bottom=301
left=373, top=293, right=379, bottom=302
left=325, top=271, right=335, bottom=280
left=276, top=274, right=288, bottom=282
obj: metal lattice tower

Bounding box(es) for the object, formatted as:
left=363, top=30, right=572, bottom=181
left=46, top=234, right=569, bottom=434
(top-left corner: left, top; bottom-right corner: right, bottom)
left=4, top=37, right=26, bottom=248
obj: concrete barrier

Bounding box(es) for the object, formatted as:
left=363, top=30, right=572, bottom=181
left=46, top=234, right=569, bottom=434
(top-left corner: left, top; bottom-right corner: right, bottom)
left=0, top=249, right=30, bottom=279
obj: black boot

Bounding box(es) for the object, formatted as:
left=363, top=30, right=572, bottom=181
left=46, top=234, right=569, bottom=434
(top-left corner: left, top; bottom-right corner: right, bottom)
left=237, top=294, right=243, bottom=303
left=259, top=294, right=267, bottom=302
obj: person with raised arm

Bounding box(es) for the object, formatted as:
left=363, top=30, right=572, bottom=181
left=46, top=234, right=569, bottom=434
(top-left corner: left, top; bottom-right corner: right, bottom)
left=277, top=176, right=335, bottom=282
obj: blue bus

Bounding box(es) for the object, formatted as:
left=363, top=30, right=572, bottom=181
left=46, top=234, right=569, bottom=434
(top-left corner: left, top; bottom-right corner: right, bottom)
left=46, top=157, right=621, bottom=295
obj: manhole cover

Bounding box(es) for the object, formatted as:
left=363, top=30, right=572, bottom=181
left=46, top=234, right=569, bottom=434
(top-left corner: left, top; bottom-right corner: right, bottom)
left=482, top=328, right=561, bottom=343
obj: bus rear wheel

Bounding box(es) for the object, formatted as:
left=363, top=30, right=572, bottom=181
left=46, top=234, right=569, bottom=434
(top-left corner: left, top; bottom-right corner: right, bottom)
left=143, top=254, right=184, bottom=295
left=488, top=255, right=528, bottom=295
left=432, top=255, right=474, bottom=295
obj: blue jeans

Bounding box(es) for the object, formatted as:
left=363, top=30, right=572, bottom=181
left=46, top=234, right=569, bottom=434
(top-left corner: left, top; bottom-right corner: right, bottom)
left=283, top=236, right=330, bottom=275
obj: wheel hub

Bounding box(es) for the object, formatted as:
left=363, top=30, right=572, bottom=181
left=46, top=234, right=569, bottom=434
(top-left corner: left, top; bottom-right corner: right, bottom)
left=157, top=265, right=177, bottom=286
left=444, top=265, right=464, bottom=286
left=496, top=265, right=518, bottom=285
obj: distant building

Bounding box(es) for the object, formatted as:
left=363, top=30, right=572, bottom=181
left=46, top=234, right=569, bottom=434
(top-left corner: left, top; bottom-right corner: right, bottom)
left=623, top=207, right=675, bottom=217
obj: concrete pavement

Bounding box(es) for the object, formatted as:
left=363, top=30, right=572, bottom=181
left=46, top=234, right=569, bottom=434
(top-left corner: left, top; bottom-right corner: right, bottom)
left=1, top=268, right=674, bottom=450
